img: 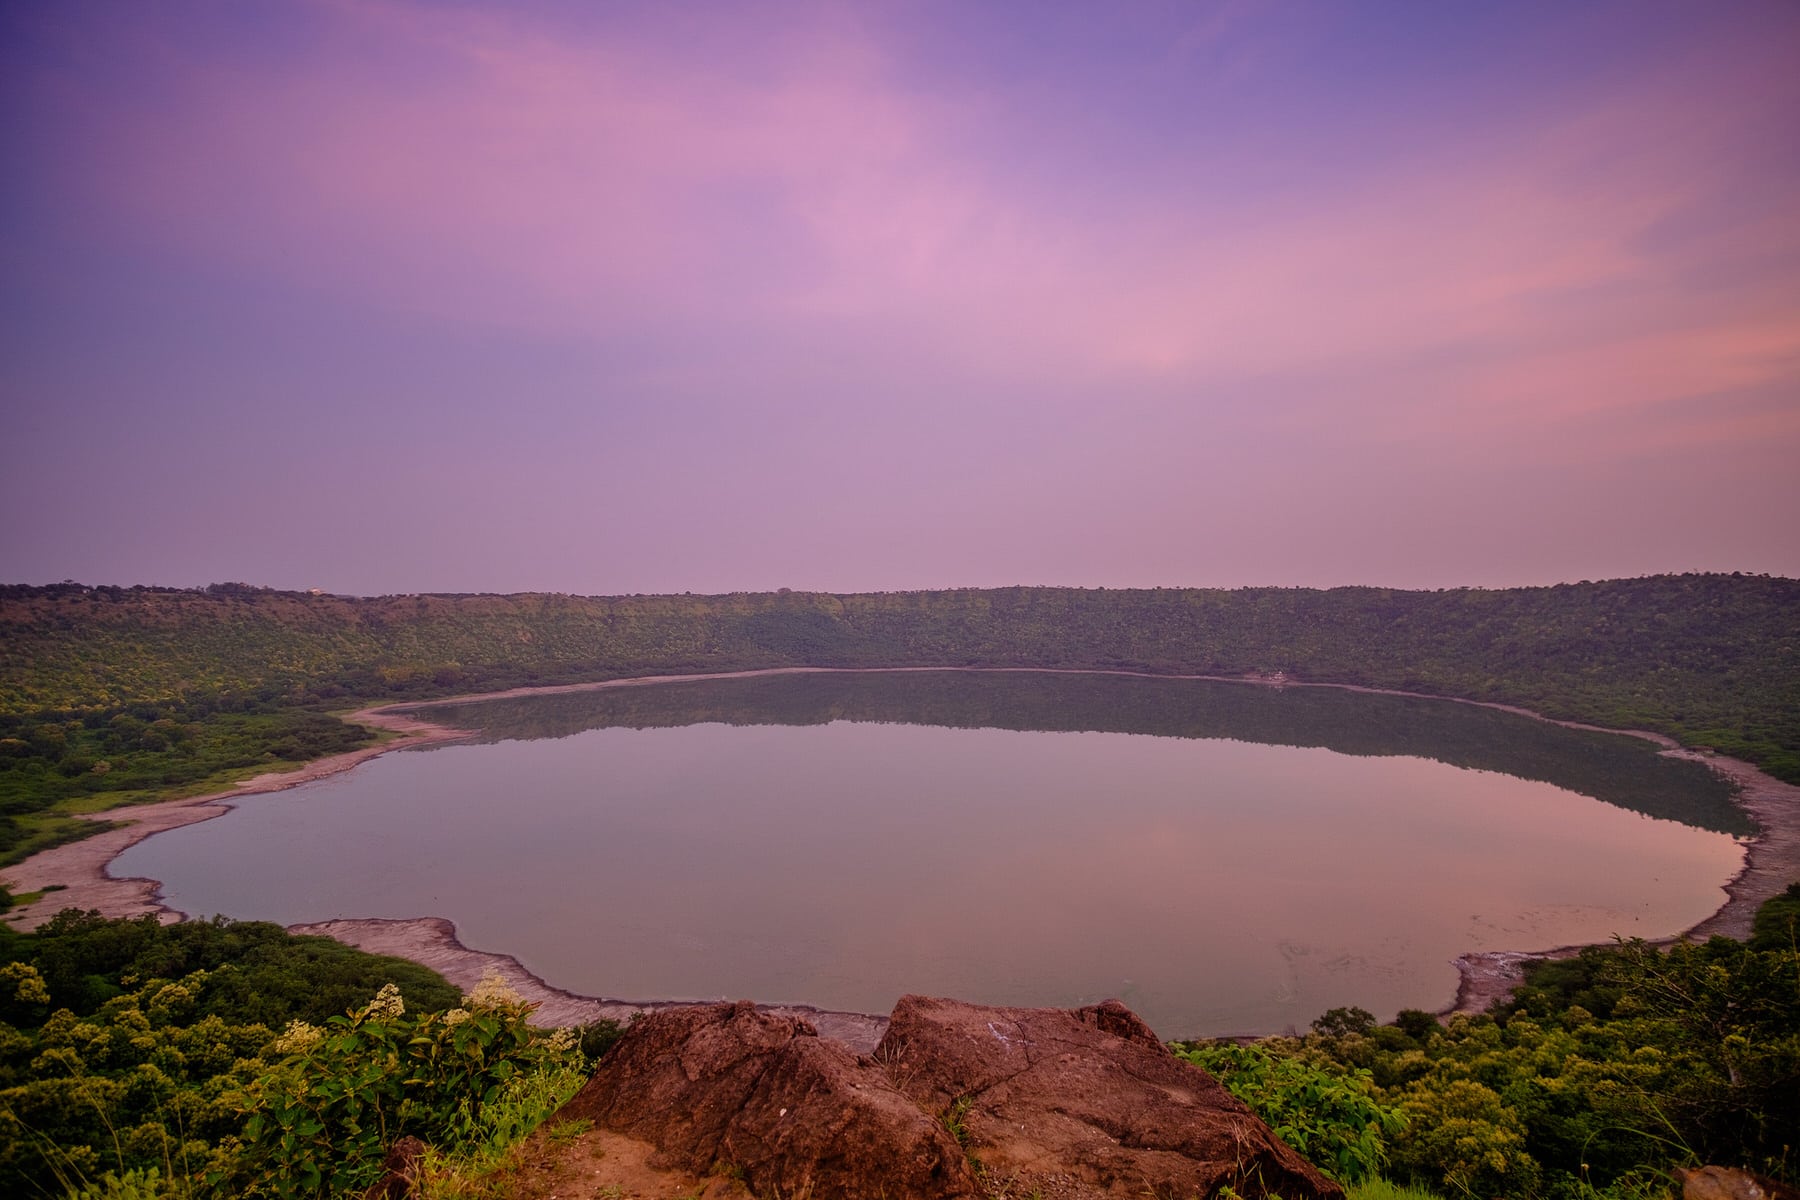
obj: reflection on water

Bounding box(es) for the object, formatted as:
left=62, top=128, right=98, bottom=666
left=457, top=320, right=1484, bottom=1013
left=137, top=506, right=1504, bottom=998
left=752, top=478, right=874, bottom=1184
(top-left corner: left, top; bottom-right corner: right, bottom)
left=116, top=671, right=1745, bottom=1036
left=417, top=670, right=1750, bottom=833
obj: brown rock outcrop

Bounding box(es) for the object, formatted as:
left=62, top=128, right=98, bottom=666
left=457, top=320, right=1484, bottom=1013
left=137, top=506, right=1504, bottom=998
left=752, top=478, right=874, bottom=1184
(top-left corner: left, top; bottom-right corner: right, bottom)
left=558, top=995, right=1343, bottom=1200
left=556, top=1000, right=977, bottom=1199
left=1675, top=1165, right=1800, bottom=1200
left=878, top=994, right=1344, bottom=1199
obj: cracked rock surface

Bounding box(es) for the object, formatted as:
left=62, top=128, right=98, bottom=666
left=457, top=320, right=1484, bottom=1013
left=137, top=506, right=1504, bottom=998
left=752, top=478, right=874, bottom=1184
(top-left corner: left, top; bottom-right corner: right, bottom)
left=556, top=1000, right=977, bottom=1199
left=556, top=995, right=1343, bottom=1200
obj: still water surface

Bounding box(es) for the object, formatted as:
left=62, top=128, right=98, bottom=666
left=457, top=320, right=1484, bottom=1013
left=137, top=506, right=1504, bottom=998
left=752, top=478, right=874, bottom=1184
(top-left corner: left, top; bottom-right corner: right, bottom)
left=115, top=671, right=1745, bottom=1036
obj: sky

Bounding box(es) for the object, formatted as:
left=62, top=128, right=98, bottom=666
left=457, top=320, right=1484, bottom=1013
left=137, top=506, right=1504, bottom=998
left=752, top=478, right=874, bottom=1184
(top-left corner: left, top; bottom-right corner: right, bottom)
left=2, top=0, right=1797, bottom=596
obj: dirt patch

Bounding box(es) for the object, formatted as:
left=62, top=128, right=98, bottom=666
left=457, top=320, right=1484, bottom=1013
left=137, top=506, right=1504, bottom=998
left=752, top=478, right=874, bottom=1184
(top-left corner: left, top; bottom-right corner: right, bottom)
left=480, top=1126, right=752, bottom=1200
left=1441, top=948, right=1577, bottom=1017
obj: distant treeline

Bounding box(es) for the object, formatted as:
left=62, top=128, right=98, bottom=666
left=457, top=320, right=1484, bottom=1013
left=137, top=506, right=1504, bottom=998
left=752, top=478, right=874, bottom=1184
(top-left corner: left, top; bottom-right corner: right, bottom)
left=1, top=576, right=1795, bottom=811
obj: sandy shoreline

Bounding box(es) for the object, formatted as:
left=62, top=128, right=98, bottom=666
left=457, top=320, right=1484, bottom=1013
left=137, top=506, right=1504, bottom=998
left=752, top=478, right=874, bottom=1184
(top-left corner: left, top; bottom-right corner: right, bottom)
left=288, top=916, right=891, bottom=1054
left=5, top=665, right=1796, bottom=1035
left=1438, top=739, right=1800, bottom=1017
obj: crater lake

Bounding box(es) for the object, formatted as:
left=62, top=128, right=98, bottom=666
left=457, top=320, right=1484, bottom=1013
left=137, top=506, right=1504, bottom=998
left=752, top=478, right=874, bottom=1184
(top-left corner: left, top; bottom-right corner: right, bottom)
left=111, top=670, right=1749, bottom=1036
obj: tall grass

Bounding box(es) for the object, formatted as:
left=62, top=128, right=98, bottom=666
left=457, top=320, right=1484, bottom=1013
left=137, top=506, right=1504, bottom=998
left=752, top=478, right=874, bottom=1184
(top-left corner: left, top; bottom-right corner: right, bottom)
left=1346, top=1180, right=1446, bottom=1200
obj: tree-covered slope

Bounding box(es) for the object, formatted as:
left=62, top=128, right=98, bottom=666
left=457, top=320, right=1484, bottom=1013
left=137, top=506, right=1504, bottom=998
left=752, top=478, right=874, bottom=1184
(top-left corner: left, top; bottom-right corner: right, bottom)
left=2, top=574, right=1796, bottom=781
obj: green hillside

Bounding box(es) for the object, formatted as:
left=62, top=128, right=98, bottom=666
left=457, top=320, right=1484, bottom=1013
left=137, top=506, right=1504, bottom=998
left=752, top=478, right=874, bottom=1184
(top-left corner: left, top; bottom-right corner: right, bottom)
left=1, top=574, right=1796, bottom=862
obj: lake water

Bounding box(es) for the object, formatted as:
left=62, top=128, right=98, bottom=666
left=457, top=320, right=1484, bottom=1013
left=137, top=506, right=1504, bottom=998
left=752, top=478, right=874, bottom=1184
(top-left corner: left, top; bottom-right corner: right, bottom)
left=113, top=670, right=1747, bottom=1037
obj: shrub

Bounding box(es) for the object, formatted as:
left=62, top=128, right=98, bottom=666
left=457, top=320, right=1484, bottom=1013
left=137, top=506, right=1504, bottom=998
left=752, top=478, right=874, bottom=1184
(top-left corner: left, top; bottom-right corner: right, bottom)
left=1388, top=1076, right=1541, bottom=1199
left=1174, top=1041, right=1405, bottom=1183
left=1313, top=1006, right=1378, bottom=1039
left=236, top=972, right=585, bottom=1198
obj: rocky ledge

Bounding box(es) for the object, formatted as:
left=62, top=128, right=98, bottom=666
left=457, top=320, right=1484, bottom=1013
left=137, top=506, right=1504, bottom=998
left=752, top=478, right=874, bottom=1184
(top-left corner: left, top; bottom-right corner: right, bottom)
left=552, top=994, right=1344, bottom=1200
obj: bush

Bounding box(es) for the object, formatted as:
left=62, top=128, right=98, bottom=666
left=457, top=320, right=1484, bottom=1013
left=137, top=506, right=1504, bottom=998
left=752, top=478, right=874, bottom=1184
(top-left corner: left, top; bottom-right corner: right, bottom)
left=1388, top=1076, right=1541, bottom=1199
left=1291, top=890, right=1800, bottom=1198
left=1313, top=1006, right=1378, bottom=1039
left=13, top=910, right=460, bottom=1024
left=0, top=966, right=269, bottom=1195
left=1174, top=1041, right=1405, bottom=1183
left=236, top=972, right=585, bottom=1198
left=0, top=912, right=468, bottom=1196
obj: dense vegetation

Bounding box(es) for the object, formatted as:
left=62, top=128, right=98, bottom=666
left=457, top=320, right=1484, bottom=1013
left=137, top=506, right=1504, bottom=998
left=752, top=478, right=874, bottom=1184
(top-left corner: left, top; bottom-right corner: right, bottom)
left=1179, top=883, right=1800, bottom=1199
left=0, top=701, right=370, bottom=862
left=1, top=574, right=1794, bottom=862
left=3, top=891, right=1793, bottom=1198
left=0, top=911, right=605, bottom=1198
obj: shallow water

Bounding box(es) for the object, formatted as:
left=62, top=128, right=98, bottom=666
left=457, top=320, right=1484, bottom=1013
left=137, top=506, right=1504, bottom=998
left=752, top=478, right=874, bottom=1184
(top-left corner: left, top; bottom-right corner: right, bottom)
left=115, top=671, right=1745, bottom=1036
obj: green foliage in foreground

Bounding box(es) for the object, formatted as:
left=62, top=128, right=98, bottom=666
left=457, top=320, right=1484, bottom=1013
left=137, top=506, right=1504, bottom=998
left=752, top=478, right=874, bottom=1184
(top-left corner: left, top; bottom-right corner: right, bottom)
left=1179, top=883, right=1800, bottom=1199
left=1344, top=1180, right=1448, bottom=1200
left=236, top=980, right=585, bottom=1198
left=3, top=960, right=275, bottom=1193
left=5, top=910, right=461, bottom=1026
left=1173, top=1041, right=1404, bottom=1183
left=0, top=910, right=621, bottom=1198
left=3, top=892, right=1796, bottom=1198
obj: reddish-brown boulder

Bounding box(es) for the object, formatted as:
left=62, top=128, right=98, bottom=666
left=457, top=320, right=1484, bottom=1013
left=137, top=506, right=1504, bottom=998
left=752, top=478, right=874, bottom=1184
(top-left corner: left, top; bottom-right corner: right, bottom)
left=557, top=995, right=1343, bottom=1200
left=556, top=1000, right=978, bottom=1199
left=877, top=994, right=1344, bottom=1199
left=1075, top=998, right=1166, bottom=1048
left=1675, top=1165, right=1800, bottom=1200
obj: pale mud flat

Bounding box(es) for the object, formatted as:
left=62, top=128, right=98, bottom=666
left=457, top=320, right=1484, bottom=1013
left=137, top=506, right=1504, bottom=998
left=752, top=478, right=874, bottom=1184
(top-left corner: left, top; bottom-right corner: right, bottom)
left=5, top=667, right=1798, bottom=1035
left=288, top=916, right=891, bottom=1053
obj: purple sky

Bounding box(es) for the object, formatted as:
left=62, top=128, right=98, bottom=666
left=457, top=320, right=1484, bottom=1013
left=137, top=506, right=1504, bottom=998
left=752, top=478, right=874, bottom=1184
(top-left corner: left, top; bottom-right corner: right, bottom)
left=3, top=1, right=1797, bottom=595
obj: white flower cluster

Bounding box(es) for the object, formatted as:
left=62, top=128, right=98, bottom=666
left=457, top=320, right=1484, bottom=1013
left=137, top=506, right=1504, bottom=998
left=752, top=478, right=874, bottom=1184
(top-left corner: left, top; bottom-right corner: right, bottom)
left=363, top=983, right=406, bottom=1021
left=273, top=1019, right=324, bottom=1055
left=463, top=967, right=523, bottom=1009
left=544, top=1026, right=579, bottom=1053
left=443, top=1008, right=472, bottom=1026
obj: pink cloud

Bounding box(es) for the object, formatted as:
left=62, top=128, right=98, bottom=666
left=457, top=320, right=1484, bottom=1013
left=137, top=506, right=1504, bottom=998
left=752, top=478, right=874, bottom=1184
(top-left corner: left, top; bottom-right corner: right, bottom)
left=39, top=0, right=1800, bottom=462
left=69, top=1, right=966, bottom=329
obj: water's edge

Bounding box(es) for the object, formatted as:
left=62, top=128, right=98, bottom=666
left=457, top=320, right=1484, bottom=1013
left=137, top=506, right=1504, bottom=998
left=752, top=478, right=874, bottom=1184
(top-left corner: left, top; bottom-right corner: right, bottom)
left=286, top=915, right=892, bottom=1054
left=7, top=665, right=1796, bottom=1039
